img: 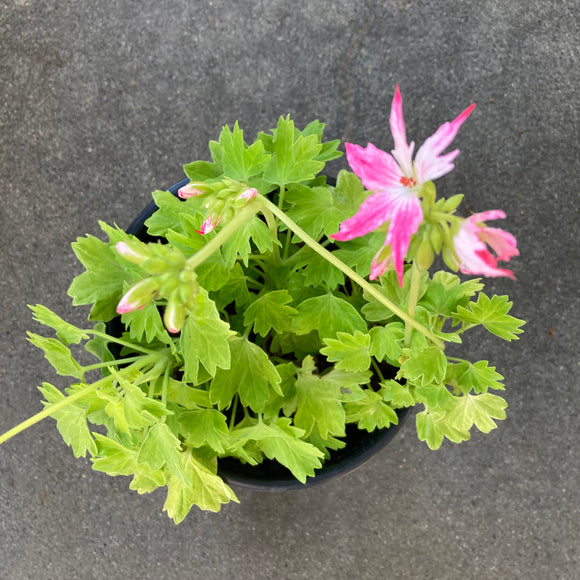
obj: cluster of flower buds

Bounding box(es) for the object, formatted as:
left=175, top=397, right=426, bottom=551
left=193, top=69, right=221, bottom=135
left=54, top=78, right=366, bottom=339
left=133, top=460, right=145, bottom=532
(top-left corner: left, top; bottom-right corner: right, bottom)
left=115, top=241, right=199, bottom=333
left=177, top=178, right=258, bottom=235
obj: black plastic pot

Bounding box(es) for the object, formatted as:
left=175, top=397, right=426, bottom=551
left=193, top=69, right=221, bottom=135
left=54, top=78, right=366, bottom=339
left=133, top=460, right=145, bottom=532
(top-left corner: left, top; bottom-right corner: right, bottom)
left=124, top=178, right=411, bottom=491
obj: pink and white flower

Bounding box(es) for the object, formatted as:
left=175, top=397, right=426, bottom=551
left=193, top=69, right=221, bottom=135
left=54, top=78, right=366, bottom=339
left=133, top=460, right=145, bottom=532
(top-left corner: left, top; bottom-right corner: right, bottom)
left=196, top=213, right=221, bottom=235
left=332, top=85, right=475, bottom=285
left=453, top=210, right=519, bottom=279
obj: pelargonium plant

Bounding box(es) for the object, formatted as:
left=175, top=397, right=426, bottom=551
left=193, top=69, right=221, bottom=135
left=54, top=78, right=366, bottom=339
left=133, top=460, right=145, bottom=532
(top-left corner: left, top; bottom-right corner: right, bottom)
left=0, top=86, right=524, bottom=523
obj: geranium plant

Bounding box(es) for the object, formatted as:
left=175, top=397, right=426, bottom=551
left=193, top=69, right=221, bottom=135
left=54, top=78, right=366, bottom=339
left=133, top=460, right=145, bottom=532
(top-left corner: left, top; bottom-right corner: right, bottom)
left=0, top=86, right=524, bottom=523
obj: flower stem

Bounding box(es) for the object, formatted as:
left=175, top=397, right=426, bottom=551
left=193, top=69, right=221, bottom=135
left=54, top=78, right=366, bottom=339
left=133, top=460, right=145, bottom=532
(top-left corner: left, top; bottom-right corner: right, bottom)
left=260, top=196, right=444, bottom=349
left=0, top=381, right=102, bottom=446
left=87, top=330, right=156, bottom=355
left=404, top=261, right=422, bottom=347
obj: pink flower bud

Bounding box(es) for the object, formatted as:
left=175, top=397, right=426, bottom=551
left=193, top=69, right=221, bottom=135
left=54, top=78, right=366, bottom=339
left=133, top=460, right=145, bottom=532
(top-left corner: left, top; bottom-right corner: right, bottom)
left=196, top=214, right=221, bottom=235
left=238, top=188, right=258, bottom=201
left=116, top=241, right=149, bottom=265
left=164, top=293, right=186, bottom=334
left=116, top=278, right=159, bottom=314
left=178, top=183, right=204, bottom=199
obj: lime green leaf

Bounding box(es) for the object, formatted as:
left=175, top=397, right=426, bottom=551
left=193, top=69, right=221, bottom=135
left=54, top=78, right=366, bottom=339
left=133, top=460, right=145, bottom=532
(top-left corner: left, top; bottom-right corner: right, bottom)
left=145, top=190, right=205, bottom=237
left=29, top=305, right=89, bottom=345
left=180, top=289, right=233, bottom=384
left=120, top=299, right=171, bottom=345
left=449, top=360, right=505, bottom=394
left=321, top=331, right=371, bottom=372
left=332, top=170, right=369, bottom=217
left=216, top=122, right=270, bottom=181
left=183, top=160, right=223, bottom=181
left=178, top=409, right=229, bottom=453
left=293, top=248, right=345, bottom=290
left=92, top=433, right=139, bottom=476
left=454, top=293, right=525, bottom=341
left=401, top=346, right=447, bottom=387
left=210, top=336, right=282, bottom=413
left=166, top=378, right=212, bottom=410
left=299, top=120, right=342, bottom=163
left=369, top=322, right=405, bottom=363
left=345, top=389, right=398, bottom=432
left=323, top=367, right=372, bottom=390
left=416, top=409, right=470, bottom=450
left=286, top=185, right=345, bottom=238
left=414, top=383, right=456, bottom=409
left=222, top=216, right=278, bottom=267
left=67, top=232, right=134, bottom=321
left=293, top=356, right=345, bottom=437
left=243, top=290, right=298, bottom=337
left=38, top=383, right=97, bottom=457
left=380, top=379, right=415, bottom=408
left=137, top=422, right=185, bottom=482
left=230, top=417, right=324, bottom=483
left=164, top=449, right=238, bottom=521
left=262, top=116, right=324, bottom=186
left=293, top=293, right=367, bottom=340
left=447, top=393, right=508, bottom=434
left=28, top=333, right=83, bottom=378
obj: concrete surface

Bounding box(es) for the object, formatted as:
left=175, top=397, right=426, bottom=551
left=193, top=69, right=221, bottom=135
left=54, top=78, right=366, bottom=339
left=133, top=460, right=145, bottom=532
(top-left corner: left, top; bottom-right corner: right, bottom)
left=0, top=1, right=578, bottom=578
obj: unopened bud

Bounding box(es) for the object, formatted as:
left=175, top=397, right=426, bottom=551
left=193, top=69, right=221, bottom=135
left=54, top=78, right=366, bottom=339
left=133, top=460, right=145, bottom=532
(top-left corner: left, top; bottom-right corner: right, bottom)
left=416, top=239, right=434, bottom=271
left=238, top=188, right=258, bottom=201
left=178, top=183, right=208, bottom=199
left=442, top=244, right=459, bottom=272
left=116, top=241, right=150, bottom=265
left=116, top=278, right=160, bottom=314
left=142, top=257, right=168, bottom=275
left=164, top=292, right=186, bottom=334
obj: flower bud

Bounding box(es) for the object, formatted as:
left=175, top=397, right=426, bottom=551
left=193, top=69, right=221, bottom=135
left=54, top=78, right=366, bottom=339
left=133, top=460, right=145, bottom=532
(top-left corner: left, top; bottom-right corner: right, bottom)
left=141, top=257, right=168, bottom=275
left=164, top=292, right=186, bottom=334
left=116, top=278, right=160, bottom=314
left=442, top=244, right=460, bottom=272
left=416, top=238, right=434, bottom=271
left=116, top=241, right=151, bottom=265
left=178, top=182, right=210, bottom=199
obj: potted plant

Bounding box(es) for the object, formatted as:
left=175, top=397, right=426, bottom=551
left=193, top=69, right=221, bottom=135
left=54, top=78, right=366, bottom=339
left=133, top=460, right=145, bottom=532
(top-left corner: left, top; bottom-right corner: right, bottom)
left=0, top=86, right=524, bottom=523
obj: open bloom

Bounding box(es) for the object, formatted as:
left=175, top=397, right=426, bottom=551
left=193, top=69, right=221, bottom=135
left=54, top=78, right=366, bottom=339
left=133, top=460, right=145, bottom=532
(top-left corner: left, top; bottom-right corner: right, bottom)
left=453, top=210, right=519, bottom=279
left=196, top=213, right=221, bottom=235
left=332, top=85, right=475, bottom=285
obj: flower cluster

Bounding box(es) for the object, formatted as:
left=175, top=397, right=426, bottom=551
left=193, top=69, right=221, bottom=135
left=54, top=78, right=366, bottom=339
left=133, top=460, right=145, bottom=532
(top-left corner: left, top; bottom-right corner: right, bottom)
left=332, top=85, right=518, bottom=284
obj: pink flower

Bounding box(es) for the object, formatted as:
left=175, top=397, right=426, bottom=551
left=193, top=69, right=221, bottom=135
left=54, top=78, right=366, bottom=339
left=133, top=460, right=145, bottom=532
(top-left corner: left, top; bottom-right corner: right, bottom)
left=116, top=278, right=160, bottom=314
left=178, top=183, right=204, bottom=199
left=196, top=213, right=221, bottom=235
left=453, top=210, right=519, bottom=279
left=332, top=85, right=475, bottom=285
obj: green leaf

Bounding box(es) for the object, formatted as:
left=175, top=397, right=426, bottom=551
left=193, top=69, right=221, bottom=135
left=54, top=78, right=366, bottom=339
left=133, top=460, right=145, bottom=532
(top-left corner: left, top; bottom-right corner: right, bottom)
left=416, top=409, right=470, bottom=450
left=286, top=185, right=345, bottom=238
left=67, top=232, right=134, bottom=321
left=178, top=409, right=230, bottom=453
left=400, top=346, right=447, bottom=387
left=243, top=290, right=298, bottom=337
left=294, top=249, right=345, bottom=291
left=262, top=116, right=324, bottom=186
left=164, top=449, right=238, bottom=521
left=28, top=333, right=83, bottom=378
left=92, top=433, right=139, bottom=476
left=292, top=293, right=367, bottom=340
left=454, top=293, right=525, bottom=341
left=180, top=289, right=234, bottom=384
left=183, top=160, right=223, bottom=181
left=29, top=305, right=89, bottom=345
left=120, top=299, right=171, bottom=345
left=230, top=417, right=324, bottom=483
left=293, top=356, right=345, bottom=438
left=222, top=216, right=278, bottom=268
left=210, top=336, right=282, bottom=413
left=320, top=331, right=371, bottom=372
left=145, top=190, right=205, bottom=237
left=380, top=379, right=415, bottom=408
left=345, top=389, right=398, bottom=432
left=446, top=393, right=508, bottom=434
left=332, top=170, right=369, bottom=218
left=38, top=383, right=97, bottom=458
left=333, top=232, right=385, bottom=279
left=216, top=122, right=270, bottom=181
left=369, top=322, right=405, bottom=363
left=213, top=262, right=252, bottom=309
left=137, top=422, right=185, bottom=481
left=448, top=360, right=505, bottom=394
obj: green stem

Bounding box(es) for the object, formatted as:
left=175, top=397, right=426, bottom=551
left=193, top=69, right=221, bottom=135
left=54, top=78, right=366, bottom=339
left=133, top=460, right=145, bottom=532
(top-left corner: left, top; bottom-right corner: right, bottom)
left=277, top=183, right=287, bottom=209
left=81, top=355, right=144, bottom=373
left=0, top=380, right=103, bottom=446
left=260, top=196, right=444, bottom=349
left=261, top=205, right=282, bottom=265
left=404, top=261, right=422, bottom=347
left=87, top=330, right=155, bottom=355
left=371, top=358, right=385, bottom=382
left=161, top=365, right=171, bottom=406
left=186, top=202, right=261, bottom=270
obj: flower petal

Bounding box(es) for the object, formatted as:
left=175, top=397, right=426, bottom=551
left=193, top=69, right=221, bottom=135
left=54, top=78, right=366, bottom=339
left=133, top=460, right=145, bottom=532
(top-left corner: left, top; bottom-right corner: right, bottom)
left=331, top=192, right=397, bottom=241
left=384, top=194, right=424, bottom=285
left=345, top=142, right=403, bottom=193
left=370, top=247, right=393, bottom=280
left=389, top=84, right=415, bottom=176
left=414, top=103, right=476, bottom=183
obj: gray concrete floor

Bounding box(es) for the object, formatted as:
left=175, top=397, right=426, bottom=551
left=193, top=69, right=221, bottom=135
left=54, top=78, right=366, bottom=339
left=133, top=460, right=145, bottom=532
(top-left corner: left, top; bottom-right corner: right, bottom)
left=0, top=1, right=578, bottom=578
